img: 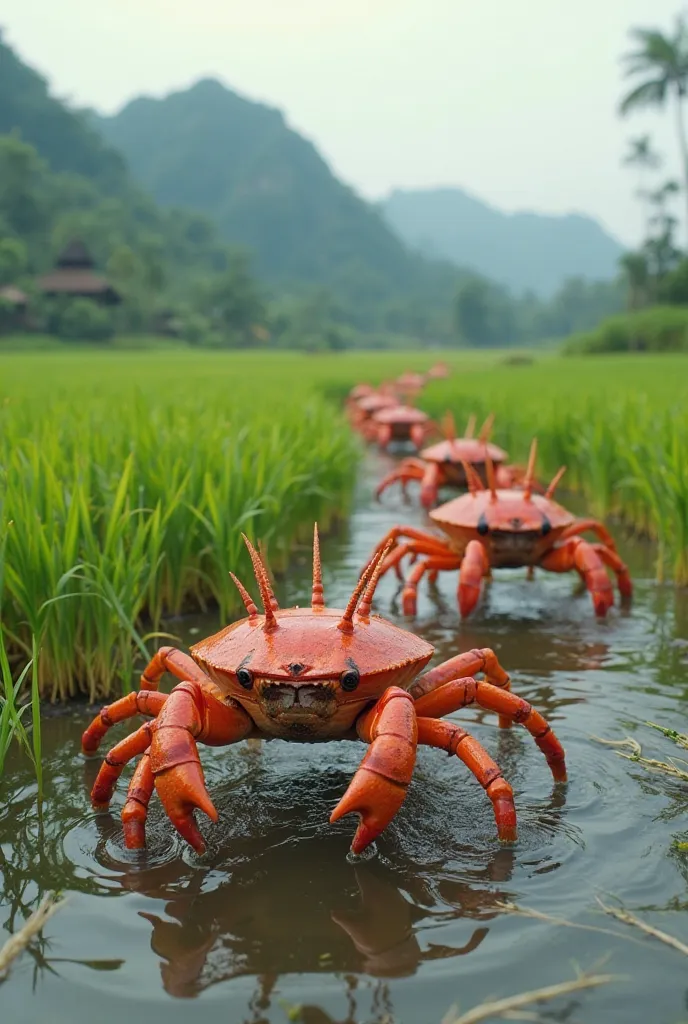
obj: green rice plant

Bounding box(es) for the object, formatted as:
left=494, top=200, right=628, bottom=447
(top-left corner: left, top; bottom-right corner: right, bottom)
left=2, top=347, right=688, bottom=704
left=0, top=352, right=360, bottom=700
left=412, top=355, right=688, bottom=585
left=0, top=529, right=41, bottom=784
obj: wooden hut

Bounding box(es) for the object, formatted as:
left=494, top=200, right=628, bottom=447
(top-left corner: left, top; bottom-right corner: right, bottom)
left=37, top=240, right=121, bottom=305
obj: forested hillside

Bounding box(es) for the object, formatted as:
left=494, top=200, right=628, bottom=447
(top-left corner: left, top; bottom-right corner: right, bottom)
left=0, top=34, right=628, bottom=346
left=96, top=79, right=464, bottom=333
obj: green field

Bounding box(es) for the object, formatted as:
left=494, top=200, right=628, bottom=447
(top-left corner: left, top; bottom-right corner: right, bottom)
left=1, top=348, right=687, bottom=702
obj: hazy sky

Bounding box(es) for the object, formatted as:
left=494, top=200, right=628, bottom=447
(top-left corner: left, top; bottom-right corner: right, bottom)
left=3, top=0, right=687, bottom=245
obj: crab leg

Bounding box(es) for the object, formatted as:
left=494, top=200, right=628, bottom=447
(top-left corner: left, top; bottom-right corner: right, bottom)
left=376, top=460, right=426, bottom=500
left=416, top=718, right=517, bottom=841
left=560, top=518, right=618, bottom=552
left=122, top=752, right=155, bottom=848
left=91, top=721, right=154, bottom=806
left=591, top=543, right=633, bottom=602
left=413, top=678, right=566, bottom=782
left=401, top=555, right=462, bottom=615
left=139, top=645, right=221, bottom=693
left=540, top=536, right=615, bottom=617
left=458, top=539, right=491, bottom=618
left=410, top=647, right=512, bottom=729
left=382, top=537, right=454, bottom=582
left=82, top=690, right=167, bottom=753
left=419, top=462, right=442, bottom=509
left=373, top=526, right=452, bottom=580
left=410, top=423, right=426, bottom=449
left=150, top=680, right=253, bottom=852
left=374, top=525, right=449, bottom=554
left=377, top=423, right=394, bottom=449
left=330, top=687, right=417, bottom=854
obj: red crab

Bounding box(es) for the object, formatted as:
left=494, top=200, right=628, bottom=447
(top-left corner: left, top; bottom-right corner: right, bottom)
left=370, top=403, right=431, bottom=449
left=395, top=372, right=426, bottom=402
left=376, top=414, right=538, bottom=509
left=349, top=392, right=399, bottom=436
left=82, top=526, right=566, bottom=855
left=348, top=384, right=376, bottom=403
left=371, top=441, right=633, bottom=618
left=426, top=362, right=450, bottom=380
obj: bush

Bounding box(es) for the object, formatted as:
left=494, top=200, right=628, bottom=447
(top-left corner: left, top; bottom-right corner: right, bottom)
left=57, top=298, right=115, bottom=342
left=564, top=306, right=688, bottom=355
left=179, top=312, right=212, bottom=345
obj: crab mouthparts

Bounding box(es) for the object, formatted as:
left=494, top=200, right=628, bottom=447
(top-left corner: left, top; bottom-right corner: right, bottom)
left=258, top=681, right=336, bottom=718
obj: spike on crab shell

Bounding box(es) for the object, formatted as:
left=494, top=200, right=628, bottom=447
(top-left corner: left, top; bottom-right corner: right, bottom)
left=442, top=411, right=457, bottom=440
left=478, top=412, right=495, bottom=442
left=312, top=523, right=325, bottom=610
left=460, top=459, right=483, bottom=495
left=545, top=465, right=567, bottom=500
left=241, top=533, right=279, bottom=630
left=485, top=453, right=498, bottom=501
left=229, top=572, right=258, bottom=621
left=257, top=539, right=279, bottom=611
left=464, top=413, right=476, bottom=439
left=337, top=548, right=385, bottom=633
left=357, top=541, right=394, bottom=620
left=523, top=438, right=539, bottom=501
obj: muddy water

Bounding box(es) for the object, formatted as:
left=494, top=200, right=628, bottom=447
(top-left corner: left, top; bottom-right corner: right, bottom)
left=2, top=451, right=688, bottom=1024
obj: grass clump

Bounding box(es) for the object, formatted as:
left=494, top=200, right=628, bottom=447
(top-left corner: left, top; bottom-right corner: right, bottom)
left=563, top=306, right=688, bottom=355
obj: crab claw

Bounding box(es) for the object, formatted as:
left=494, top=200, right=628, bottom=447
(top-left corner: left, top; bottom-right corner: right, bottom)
left=154, top=762, right=218, bottom=854
left=330, top=770, right=409, bottom=854
left=330, top=687, right=417, bottom=854
left=401, top=584, right=418, bottom=616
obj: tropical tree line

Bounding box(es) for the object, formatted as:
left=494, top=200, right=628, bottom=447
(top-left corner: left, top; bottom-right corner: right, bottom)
left=0, top=124, right=627, bottom=349
left=618, top=12, right=688, bottom=315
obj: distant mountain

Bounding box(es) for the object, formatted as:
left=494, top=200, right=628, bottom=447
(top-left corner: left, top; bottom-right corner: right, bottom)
left=0, top=30, right=128, bottom=192
left=0, top=35, right=256, bottom=291
left=381, top=188, right=625, bottom=297
left=95, top=80, right=462, bottom=327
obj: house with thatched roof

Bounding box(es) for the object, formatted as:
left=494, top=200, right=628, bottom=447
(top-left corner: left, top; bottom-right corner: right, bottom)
left=37, top=240, right=121, bottom=305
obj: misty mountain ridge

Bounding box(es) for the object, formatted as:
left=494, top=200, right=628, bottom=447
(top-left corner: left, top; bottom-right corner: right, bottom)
left=95, top=77, right=465, bottom=331
left=98, top=76, right=623, bottom=304
left=381, top=187, right=624, bottom=297
left=0, top=33, right=627, bottom=341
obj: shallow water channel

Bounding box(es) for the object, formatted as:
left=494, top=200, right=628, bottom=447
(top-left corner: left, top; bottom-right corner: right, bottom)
left=2, top=451, right=688, bottom=1023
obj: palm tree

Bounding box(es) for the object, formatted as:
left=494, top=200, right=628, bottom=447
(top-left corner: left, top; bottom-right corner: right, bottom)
left=623, top=134, right=661, bottom=171
left=622, top=134, right=662, bottom=237
left=619, top=15, right=688, bottom=235
left=619, top=252, right=651, bottom=311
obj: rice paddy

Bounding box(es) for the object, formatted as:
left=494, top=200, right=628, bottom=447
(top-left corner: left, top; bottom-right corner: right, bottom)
left=1, top=348, right=687, bottom=705
left=0, top=351, right=359, bottom=701
left=406, top=354, right=688, bottom=586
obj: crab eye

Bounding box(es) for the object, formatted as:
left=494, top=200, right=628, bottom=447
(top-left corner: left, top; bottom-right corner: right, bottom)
left=477, top=513, right=489, bottom=536
left=541, top=516, right=552, bottom=536
left=340, top=668, right=360, bottom=692
left=236, top=667, right=253, bottom=690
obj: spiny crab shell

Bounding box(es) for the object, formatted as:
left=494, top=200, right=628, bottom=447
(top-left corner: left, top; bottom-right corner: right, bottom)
left=191, top=532, right=433, bottom=741
left=372, top=404, right=429, bottom=427
left=431, top=486, right=574, bottom=568
left=421, top=437, right=508, bottom=487
left=357, top=393, right=399, bottom=415
left=192, top=607, right=433, bottom=740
